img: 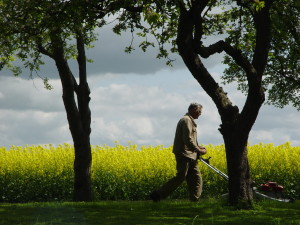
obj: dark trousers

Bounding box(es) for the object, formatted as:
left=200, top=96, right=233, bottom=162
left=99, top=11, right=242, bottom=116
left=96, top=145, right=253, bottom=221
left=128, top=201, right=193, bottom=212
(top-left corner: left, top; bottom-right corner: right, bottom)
left=156, top=154, right=203, bottom=201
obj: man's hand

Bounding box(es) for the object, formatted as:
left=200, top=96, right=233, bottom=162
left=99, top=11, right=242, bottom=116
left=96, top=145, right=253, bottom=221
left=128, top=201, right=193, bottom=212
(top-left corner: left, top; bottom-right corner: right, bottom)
left=197, top=146, right=207, bottom=155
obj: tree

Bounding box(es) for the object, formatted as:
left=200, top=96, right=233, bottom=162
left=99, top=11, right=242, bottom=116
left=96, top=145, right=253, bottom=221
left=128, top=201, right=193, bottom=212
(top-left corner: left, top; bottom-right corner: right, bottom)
left=0, top=0, right=147, bottom=201
left=0, top=0, right=98, bottom=201
left=0, top=0, right=142, bottom=201
left=122, top=0, right=299, bottom=207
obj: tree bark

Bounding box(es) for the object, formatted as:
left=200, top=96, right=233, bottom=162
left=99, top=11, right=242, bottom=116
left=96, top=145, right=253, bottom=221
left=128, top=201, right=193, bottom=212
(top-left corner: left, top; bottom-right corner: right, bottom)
left=73, top=32, right=92, bottom=201
left=220, top=122, right=253, bottom=207
left=226, top=143, right=253, bottom=207
left=50, top=31, right=93, bottom=201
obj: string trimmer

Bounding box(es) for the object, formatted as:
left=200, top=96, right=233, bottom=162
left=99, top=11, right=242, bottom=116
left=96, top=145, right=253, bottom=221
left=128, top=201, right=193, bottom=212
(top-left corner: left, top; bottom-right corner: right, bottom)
left=199, top=157, right=293, bottom=202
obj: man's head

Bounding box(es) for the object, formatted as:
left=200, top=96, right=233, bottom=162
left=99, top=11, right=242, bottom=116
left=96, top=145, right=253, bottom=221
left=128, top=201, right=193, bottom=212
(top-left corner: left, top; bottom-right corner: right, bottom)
left=188, top=103, right=203, bottom=119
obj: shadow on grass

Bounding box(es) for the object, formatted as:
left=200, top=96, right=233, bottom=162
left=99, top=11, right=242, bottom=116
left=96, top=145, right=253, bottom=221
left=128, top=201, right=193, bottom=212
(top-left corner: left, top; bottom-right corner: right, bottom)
left=0, top=199, right=299, bottom=225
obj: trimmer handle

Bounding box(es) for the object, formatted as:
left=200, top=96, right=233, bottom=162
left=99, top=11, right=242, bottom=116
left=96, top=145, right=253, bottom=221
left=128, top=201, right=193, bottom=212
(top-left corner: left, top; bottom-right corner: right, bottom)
left=202, top=156, right=211, bottom=164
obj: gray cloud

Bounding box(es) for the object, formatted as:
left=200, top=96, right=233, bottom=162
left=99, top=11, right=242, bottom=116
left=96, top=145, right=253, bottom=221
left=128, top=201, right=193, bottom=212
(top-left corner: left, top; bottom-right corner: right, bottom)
left=250, top=105, right=300, bottom=145
left=0, top=25, right=181, bottom=79
left=0, top=76, right=62, bottom=112
left=0, top=22, right=225, bottom=81
left=88, top=25, right=225, bottom=75
left=0, top=76, right=71, bottom=147
left=0, top=69, right=299, bottom=149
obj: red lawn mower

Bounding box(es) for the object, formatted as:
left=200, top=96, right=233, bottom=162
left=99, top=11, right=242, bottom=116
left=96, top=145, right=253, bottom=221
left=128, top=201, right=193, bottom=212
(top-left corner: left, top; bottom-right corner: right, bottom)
left=258, top=181, right=285, bottom=199
left=199, top=157, right=292, bottom=202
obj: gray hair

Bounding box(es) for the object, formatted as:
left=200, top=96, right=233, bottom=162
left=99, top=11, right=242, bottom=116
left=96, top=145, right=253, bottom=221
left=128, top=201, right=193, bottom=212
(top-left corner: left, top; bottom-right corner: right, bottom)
left=188, top=102, right=203, bottom=112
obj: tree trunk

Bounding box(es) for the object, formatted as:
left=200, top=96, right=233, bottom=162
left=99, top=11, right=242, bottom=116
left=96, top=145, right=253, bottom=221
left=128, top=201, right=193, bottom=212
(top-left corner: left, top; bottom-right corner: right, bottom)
left=226, top=143, right=253, bottom=208
left=72, top=82, right=92, bottom=201
left=73, top=33, right=93, bottom=201
left=58, top=63, right=93, bottom=202
left=73, top=133, right=92, bottom=201
left=221, top=124, right=253, bottom=208
left=50, top=31, right=93, bottom=201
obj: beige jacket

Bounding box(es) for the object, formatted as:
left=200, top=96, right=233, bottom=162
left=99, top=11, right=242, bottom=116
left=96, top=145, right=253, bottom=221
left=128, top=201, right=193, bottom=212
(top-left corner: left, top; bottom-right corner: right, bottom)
left=172, top=113, right=199, bottom=160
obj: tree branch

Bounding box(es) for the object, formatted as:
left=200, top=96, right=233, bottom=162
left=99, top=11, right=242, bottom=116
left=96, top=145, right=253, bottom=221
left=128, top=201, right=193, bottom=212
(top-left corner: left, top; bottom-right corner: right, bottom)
left=252, top=1, right=272, bottom=75
left=37, top=42, right=54, bottom=58
left=195, top=40, right=254, bottom=73
left=235, top=0, right=254, bottom=16
left=191, top=0, right=208, bottom=43
left=94, top=1, right=143, bottom=19
left=76, top=31, right=87, bottom=85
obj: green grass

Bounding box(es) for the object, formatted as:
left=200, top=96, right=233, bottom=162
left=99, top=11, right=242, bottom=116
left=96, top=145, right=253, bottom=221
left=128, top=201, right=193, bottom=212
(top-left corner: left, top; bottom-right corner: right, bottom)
left=0, top=199, right=299, bottom=225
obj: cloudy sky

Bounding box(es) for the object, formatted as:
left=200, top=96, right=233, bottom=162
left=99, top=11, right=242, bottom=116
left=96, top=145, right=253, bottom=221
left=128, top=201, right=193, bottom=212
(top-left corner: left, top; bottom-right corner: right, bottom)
left=0, top=24, right=299, bottom=149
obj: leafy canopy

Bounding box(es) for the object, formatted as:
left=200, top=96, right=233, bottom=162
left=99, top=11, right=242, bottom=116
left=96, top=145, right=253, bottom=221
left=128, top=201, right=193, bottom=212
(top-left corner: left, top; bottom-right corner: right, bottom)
left=115, top=0, right=300, bottom=110
left=0, top=0, right=102, bottom=87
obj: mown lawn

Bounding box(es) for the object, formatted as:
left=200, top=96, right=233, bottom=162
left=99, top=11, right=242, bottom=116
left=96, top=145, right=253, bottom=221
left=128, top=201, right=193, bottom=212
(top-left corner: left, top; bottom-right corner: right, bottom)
left=0, top=199, right=299, bottom=225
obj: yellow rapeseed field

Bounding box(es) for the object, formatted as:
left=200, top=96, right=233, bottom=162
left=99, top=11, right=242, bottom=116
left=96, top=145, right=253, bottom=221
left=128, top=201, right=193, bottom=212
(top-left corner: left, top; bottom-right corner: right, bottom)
left=0, top=142, right=299, bottom=202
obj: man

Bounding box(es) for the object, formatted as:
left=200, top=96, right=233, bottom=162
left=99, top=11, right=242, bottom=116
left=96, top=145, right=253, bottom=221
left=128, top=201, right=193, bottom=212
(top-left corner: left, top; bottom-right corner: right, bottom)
left=150, top=102, right=206, bottom=202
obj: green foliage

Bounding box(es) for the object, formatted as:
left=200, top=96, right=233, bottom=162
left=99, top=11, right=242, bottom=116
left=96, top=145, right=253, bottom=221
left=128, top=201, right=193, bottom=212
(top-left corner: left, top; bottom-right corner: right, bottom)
left=144, top=9, right=161, bottom=25
left=0, top=0, right=99, bottom=80
left=110, top=0, right=179, bottom=66
left=264, top=1, right=300, bottom=109
left=253, top=0, right=266, bottom=11
left=43, top=78, right=53, bottom=90
left=216, top=0, right=300, bottom=110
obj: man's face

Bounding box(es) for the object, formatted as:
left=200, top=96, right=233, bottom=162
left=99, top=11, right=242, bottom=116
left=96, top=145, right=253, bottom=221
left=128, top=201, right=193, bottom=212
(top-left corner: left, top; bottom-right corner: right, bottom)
left=190, top=107, right=202, bottom=119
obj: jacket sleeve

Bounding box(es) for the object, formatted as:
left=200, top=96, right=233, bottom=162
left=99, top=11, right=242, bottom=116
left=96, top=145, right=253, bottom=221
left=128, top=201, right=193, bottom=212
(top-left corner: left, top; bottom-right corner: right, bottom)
left=181, top=117, right=198, bottom=151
